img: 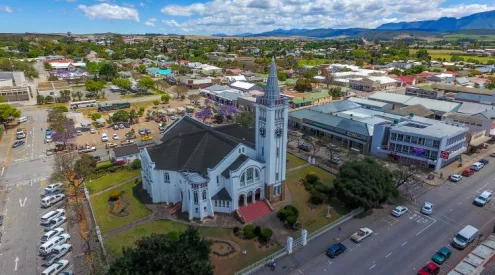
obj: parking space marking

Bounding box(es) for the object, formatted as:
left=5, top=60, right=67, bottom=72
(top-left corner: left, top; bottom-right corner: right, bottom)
left=416, top=217, right=437, bottom=236
left=385, top=252, right=392, bottom=258
left=402, top=241, right=407, bottom=246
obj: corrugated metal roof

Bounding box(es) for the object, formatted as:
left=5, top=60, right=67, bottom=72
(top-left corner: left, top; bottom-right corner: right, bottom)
left=456, top=92, right=495, bottom=104
left=456, top=102, right=495, bottom=114
left=369, top=92, right=412, bottom=104
left=349, top=97, right=390, bottom=108
left=310, top=100, right=361, bottom=113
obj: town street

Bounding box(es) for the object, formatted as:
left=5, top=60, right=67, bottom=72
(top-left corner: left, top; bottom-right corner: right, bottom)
left=259, top=163, right=495, bottom=275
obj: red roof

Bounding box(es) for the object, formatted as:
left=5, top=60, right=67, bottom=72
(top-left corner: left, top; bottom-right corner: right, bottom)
left=399, top=76, right=415, bottom=83
left=416, top=72, right=433, bottom=78
left=444, top=70, right=460, bottom=76
left=178, top=60, right=189, bottom=64
left=47, top=59, right=73, bottom=63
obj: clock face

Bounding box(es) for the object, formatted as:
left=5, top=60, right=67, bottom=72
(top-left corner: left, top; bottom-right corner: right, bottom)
left=275, top=127, right=282, bottom=138
left=260, top=127, right=266, bottom=137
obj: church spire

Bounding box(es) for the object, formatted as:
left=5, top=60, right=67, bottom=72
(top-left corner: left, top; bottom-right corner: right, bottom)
left=264, top=57, right=281, bottom=103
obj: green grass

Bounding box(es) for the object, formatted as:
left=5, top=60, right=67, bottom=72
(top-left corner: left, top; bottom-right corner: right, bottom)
left=87, top=170, right=141, bottom=194
left=286, top=165, right=349, bottom=233
left=410, top=49, right=495, bottom=63
left=297, top=59, right=328, bottom=66
left=90, top=181, right=151, bottom=234
left=286, top=153, right=307, bottom=170
left=104, top=220, right=281, bottom=275
left=96, top=160, right=111, bottom=168
left=443, top=34, right=495, bottom=41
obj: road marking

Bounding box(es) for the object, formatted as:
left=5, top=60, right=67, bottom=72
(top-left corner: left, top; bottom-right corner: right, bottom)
left=19, top=197, right=27, bottom=207
left=449, top=209, right=453, bottom=212
left=328, top=261, right=332, bottom=265
left=14, top=256, right=19, bottom=271
left=458, top=202, right=462, bottom=205
left=416, top=217, right=437, bottom=236
left=477, top=182, right=492, bottom=193
left=4, top=208, right=7, bottom=216
left=402, top=241, right=407, bottom=246
left=370, top=264, right=376, bottom=270
left=0, top=166, right=4, bottom=176
left=385, top=252, right=392, bottom=258
left=297, top=270, right=304, bottom=275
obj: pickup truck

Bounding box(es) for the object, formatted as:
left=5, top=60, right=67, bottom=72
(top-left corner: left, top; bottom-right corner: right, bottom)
left=78, top=146, right=96, bottom=153
left=41, top=243, right=72, bottom=266
left=351, top=227, right=373, bottom=243
left=16, top=128, right=26, bottom=139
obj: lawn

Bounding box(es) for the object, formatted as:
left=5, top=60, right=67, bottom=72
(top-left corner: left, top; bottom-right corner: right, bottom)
left=104, top=220, right=281, bottom=275
left=286, top=153, right=307, bottom=170
left=86, top=170, right=141, bottom=194
left=286, top=165, right=349, bottom=233
left=297, top=58, right=328, bottom=66
left=410, top=49, right=495, bottom=63
left=90, top=181, right=151, bottom=234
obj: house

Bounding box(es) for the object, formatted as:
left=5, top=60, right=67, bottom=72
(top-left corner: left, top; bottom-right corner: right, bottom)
left=111, top=144, right=140, bottom=163
left=427, top=73, right=455, bottom=84
left=140, top=58, right=289, bottom=222
left=398, top=76, right=416, bottom=86
left=348, top=76, right=398, bottom=92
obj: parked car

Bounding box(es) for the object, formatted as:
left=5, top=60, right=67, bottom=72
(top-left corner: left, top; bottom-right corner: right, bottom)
left=351, top=227, right=373, bottom=243
left=0, top=215, right=3, bottom=226
left=45, top=183, right=63, bottom=194
left=40, top=228, right=64, bottom=243
left=44, top=216, right=67, bottom=231
left=138, top=129, right=146, bottom=135
left=60, top=271, right=74, bottom=275
left=113, top=125, right=119, bottom=130
left=119, top=123, right=125, bottom=129
left=449, top=174, right=462, bottom=182
left=298, top=143, right=310, bottom=152
left=41, top=260, right=69, bottom=275
left=479, top=159, right=489, bottom=165
left=105, top=142, right=117, bottom=149
left=326, top=243, right=347, bottom=258
left=421, top=202, right=433, bottom=215
left=473, top=190, right=492, bottom=206
left=432, top=247, right=452, bottom=265
left=41, top=244, right=72, bottom=267
left=90, top=128, right=96, bottom=134
left=141, top=136, right=153, bottom=141
left=145, top=128, right=152, bottom=135
left=112, top=134, right=119, bottom=140
left=471, top=162, right=484, bottom=171
left=490, top=151, right=495, bottom=157
left=101, top=133, right=109, bottom=142
left=41, top=194, right=66, bottom=208
left=76, top=130, right=82, bottom=136
left=417, top=262, right=440, bottom=275
left=462, top=169, right=474, bottom=177
left=12, top=140, right=25, bottom=148
left=391, top=206, right=408, bottom=217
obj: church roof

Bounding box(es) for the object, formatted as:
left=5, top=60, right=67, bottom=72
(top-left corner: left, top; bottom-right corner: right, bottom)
left=215, top=124, right=256, bottom=147
left=211, top=187, right=232, bottom=201
left=221, top=154, right=249, bottom=179
left=148, top=116, right=250, bottom=175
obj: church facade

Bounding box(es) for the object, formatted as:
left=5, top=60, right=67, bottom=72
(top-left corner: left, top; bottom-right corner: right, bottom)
left=140, top=58, right=289, bottom=221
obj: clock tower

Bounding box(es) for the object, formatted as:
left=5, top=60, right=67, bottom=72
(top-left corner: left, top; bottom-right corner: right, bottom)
left=255, top=57, right=289, bottom=202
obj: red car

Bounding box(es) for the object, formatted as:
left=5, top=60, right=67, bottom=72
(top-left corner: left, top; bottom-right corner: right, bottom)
left=462, top=169, right=474, bottom=177
left=418, top=262, right=439, bottom=275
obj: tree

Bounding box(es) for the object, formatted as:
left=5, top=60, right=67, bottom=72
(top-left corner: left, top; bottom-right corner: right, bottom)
left=45, top=95, right=54, bottom=103
left=334, top=158, right=397, bottom=209
left=37, top=95, right=45, bottom=105
left=287, top=130, right=303, bottom=147
left=90, top=113, right=101, bottom=121
left=73, top=153, right=97, bottom=199
left=173, top=86, right=188, bottom=99
left=85, top=80, right=105, bottom=95
left=195, top=108, right=213, bottom=122
left=50, top=151, right=78, bottom=195
left=112, top=110, right=130, bottom=123
left=60, top=90, right=71, bottom=100
left=99, top=62, right=118, bottom=81
left=323, top=72, right=334, bottom=88
left=131, top=159, right=141, bottom=169
left=213, top=114, right=224, bottom=124
left=43, top=62, right=52, bottom=70
left=187, top=94, right=201, bottom=105
left=161, top=94, right=171, bottom=103
left=153, top=100, right=160, bottom=108
left=134, top=64, right=147, bottom=74
left=303, top=136, right=322, bottom=157
left=235, top=111, right=255, bottom=128
left=393, top=163, right=421, bottom=188
left=72, top=91, right=83, bottom=101
left=415, top=49, right=429, bottom=60
left=328, top=87, right=343, bottom=98
left=218, top=104, right=238, bottom=120
left=486, top=76, right=495, bottom=90
left=139, top=77, right=156, bottom=91
left=277, top=71, right=288, bottom=81
left=156, top=79, right=169, bottom=91
left=108, top=227, right=213, bottom=275
left=294, top=78, right=312, bottom=92
left=52, top=119, right=77, bottom=147
left=129, top=109, right=138, bottom=124
left=112, top=78, right=132, bottom=90
left=0, top=95, right=5, bottom=103
left=0, top=104, right=21, bottom=127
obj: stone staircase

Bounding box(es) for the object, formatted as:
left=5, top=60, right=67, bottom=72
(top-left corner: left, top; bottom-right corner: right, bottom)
left=239, top=201, right=272, bottom=223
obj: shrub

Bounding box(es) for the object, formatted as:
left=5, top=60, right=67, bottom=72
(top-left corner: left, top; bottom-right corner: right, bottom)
left=305, top=172, right=319, bottom=184
left=95, top=162, right=113, bottom=172
left=233, top=226, right=240, bottom=235
left=254, top=226, right=261, bottom=236
left=286, top=215, right=297, bottom=227
left=131, top=159, right=141, bottom=169
left=114, top=160, right=127, bottom=166
left=243, top=224, right=256, bottom=239
left=277, top=205, right=299, bottom=222
left=314, top=182, right=331, bottom=194
left=109, top=190, right=120, bottom=201
left=260, top=228, right=273, bottom=243
left=108, top=166, right=118, bottom=173
left=309, top=191, right=326, bottom=205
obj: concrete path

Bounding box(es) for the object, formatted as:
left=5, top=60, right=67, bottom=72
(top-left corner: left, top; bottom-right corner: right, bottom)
left=89, top=176, right=140, bottom=198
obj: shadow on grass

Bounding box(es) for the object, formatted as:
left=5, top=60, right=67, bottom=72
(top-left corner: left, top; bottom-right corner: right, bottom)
left=132, top=182, right=153, bottom=205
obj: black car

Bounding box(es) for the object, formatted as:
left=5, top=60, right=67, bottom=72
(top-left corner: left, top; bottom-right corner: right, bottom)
left=479, top=159, right=489, bottom=165
left=298, top=143, right=310, bottom=152
left=145, top=128, right=152, bottom=135
left=326, top=243, right=347, bottom=258
left=12, top=140, right=25, bottom=148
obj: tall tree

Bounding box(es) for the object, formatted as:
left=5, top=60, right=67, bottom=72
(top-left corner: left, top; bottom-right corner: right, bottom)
left=486, top=76, right=495, bottom=90
left=108, top=227, right=213, bottom=275
left=85, top=80, right=105, bottom=95
left=235, top=111, right=255, bottom=128
left=187, top=94, right=201, bottom=105
left=138, top=77, right=156, bottom=91
left=173, top=85, right=188, bottom=99
left=161, top=94, right=171, bottom=103
left=294, top=78, right=312, bottom=92
left=99, top=62, right=118, bottom=81
left=0, top=104, right=21, bottom=127
left=195, top=108, right=213, bottom=122
left=51, top=119, right=77, bottom=148
left=111, top=110, right=130, bottom=123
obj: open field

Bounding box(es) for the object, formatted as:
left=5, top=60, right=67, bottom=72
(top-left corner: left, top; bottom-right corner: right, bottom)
left=86, top=170, right=141, bottom=194
left=297, top=58, right=328, bottom=66
left=410, top=49, right=495, bottom=63
left=443, top=34, right=495, bottom=41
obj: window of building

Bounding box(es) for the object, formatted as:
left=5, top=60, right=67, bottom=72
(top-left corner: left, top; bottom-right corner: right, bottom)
left=261, top=146, right=264, bottom=157
left=216, top=176, right=219, bottom=185
left=195, top=208, right=198, bottom=213
left=274, top=184, right=281, bottom=196
left=215, top=200, right=217, bottom=207
left=226, top=201, right=230, bottom=208
left=411, top=136, right=418, bottom=144
left=255, top=169, right=260, bottom=181
left=433, top=140, right=440, bottom=148
left=246, top=168, right=253, bottom=182
left=164, top=172, right=170, bottom=183
left=194, top=192, right=198, bottom=204
left=240, top=173, right=246, bottom=186
left=396, top=144, right=403, bottom=152
left=418, top=137, right=425, bottom=145
left=204, top=206, right=207, bottom=212
left=276, top=172, right=279, bottom=181
left=202, top=190, right=207, bottom=201
left=404, top=135, right=411, bottom=143
left=242, top=147, right=245, bottom=152
left=277, top=147, right=280, bottom=157
left=425, top=139, right=433, bottom=147
left=222, top=201, right=226, bottom=207
left=397, top=134, right=404, bottom=141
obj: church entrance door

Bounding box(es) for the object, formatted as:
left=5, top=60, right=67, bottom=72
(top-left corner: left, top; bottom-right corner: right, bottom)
left=238, top=194, right=245, bottom=207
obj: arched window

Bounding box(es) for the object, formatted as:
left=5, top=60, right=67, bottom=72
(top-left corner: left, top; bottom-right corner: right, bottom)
left=240, top=173, right=246, bottom=186
left=194, top=192, right=198, bottom=204
left=240, top=167, right=261, bottom=186
left=202, top=190, right=207, bottom=201
left=255, top=169, right=260, bottom=181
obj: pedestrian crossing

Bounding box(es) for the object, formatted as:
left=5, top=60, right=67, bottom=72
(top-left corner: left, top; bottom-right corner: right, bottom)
left=0, top=177, right=48, bottom=192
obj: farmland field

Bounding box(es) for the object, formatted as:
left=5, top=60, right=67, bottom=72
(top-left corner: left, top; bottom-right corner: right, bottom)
left=409, top=49, right=495, bottom=63
left=443, top=34, right=495, bottom=41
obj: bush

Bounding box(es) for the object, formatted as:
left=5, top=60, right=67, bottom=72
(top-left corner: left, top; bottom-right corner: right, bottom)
left=277, top=205, right=299, bottom=222
left=131, top=159, right=141, bottom=169
left=286, top=215, right=297, bottom=227
left=108, top=166, right=118, bottom=173
left=254, top=226, right=261, bottom=236
left=285, top=205, right=299, bottom=217
left=114, top=160, right=127, bottom=166
left=309, top=191, right=326, bottom=205
left=260, top=228, right=273, bottom=243
left=305, top=173, right=319, bottom=184
left=95, top=162, right=113, bottom=172
left=314, top=182, right=331, bottom=194
left=243, top=224, right=256, bottom=239
left=109, top=190, right=120, bottom=201
left=233, top=226, right=240, bottom=235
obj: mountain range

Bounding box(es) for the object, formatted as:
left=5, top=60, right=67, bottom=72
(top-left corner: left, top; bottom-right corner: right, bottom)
left=225, top=10, right=495, bottom=38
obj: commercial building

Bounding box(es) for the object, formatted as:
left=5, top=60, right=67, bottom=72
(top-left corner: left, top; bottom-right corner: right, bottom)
left=371, top=116, right=468, bottom=170
left=0, top=71, right=32, bottom=102
left=405, top=86, right=444, bottom=99
left=348, top=97, right=393, bottom=111
left=348, top=76, right=398, bottom=92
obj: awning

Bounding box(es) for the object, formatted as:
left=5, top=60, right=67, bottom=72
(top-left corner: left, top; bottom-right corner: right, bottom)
left=470, top=136, right=491, bottom=147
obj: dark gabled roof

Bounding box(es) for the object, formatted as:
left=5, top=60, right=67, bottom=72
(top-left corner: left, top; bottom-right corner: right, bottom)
left=113, top=144, right=139, bottom=157
left=221, top=154, right=249, bottom=178
left=148, top=116, right=241, bottom=175
left=215, top=124, right=256, bottom=147
left=211, top=187, right=232, bottom=201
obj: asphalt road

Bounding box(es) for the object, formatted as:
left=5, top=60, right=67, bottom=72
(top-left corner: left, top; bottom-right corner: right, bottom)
left=260, top=163, right=495, bottom=275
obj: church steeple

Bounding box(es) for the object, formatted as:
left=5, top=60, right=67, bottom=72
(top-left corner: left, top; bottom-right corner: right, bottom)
left=257, top=57, right=287, bottom=107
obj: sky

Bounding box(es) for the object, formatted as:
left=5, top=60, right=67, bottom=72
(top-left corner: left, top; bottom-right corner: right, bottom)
left=0, top=0, right=494, bottom=35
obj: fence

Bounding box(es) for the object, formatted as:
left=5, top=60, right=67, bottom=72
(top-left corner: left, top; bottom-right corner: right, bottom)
left=83, top=183, right=109, bottom=264
left=234, top=207, right=364, bottom=275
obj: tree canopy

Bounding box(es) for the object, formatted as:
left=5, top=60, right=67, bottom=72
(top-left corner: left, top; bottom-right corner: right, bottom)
left=138, top=77, right=155, bottom=91
left=334, top=158, right=397, bottom=210
left=0, top=104, right=21, bottom=123
left=235, top=111, right=255, bottom=128
left=112, top=110, right=130, bottom=123
left=294, top=78, right=312, bottom=92
left=108, top=227, right=213, bottom=275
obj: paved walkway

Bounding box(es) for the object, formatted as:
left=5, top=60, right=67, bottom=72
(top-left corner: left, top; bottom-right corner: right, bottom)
left=89, top=176, right=140, bottom=198
left=287, top=163, right=311, bottom=173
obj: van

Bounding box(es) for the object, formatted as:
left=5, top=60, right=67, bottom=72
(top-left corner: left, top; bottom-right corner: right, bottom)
left=471, top=162, right=484, bottom=171
left=40, top=209, right=65, bottom=226
left=18, top=116, right=27, bottom=123
left=41, top=196, right=56, bottom=208
left=474, top=190, right=493, bottom=206
left=101, top=133, right=108, bottom=142
left=452, top=225, right=478, bottom=249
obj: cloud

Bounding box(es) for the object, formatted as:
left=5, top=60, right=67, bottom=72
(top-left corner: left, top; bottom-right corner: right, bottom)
left=145, top=18, right=157, bottom=27
left=0, top=6, right=13, bottom=13
left=78, top=3, right=139, bottom=22
left=139, top=2, right=146, bottom=7
left=159, top=0, right=495, bottom=34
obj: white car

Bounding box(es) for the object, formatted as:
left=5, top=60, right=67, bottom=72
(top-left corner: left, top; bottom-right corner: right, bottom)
left=41, top=260, right=69, bottom=275
left=41, top=228, right=65, bottom=243
left=391, top=206, right=408, bottom=217
left=45, top=183, right=63, bottom=194
left=450, top=174, right=462, bottom=182
left=76, top=130, right=82, bottom=136
left=90, top=128, right=96, bottom=134
left=101, top=133, right=108, bottom=142
left=44, top=216, right=67, bottom=231
left=421, top=202, right=433, bottom=215
left=474, top=190, right=493, bottom=206
left=112, top=134, right=119, bottom=140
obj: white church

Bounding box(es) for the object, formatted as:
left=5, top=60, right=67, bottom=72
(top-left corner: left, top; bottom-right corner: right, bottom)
left=140, top=58, right=289, bottom=222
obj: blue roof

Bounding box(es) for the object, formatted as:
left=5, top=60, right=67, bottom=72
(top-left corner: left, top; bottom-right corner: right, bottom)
left=456, top=92, right=495, bottom=104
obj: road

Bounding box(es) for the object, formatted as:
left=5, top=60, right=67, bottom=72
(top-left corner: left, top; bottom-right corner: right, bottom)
left=260, top=163, right=495, bottom=275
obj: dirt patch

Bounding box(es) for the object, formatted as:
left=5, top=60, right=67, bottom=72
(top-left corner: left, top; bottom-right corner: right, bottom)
left=108, top=195, right=131, bottom=217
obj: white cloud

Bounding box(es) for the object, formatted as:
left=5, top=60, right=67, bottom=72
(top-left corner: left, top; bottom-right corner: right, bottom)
left=159, top=0, right=495, bottom=34
left=78, top=3, right=139, bottom=22
left=145, top=17, right=157, bottom=27
left=0, top=6, right=13, bottom=13
left=139, top=2, right=146, bottom=7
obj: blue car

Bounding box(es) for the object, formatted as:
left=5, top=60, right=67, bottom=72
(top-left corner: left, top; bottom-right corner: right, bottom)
left=326, top=243, right=347, bottom=258
left=12, top=140, right=25, bottom=148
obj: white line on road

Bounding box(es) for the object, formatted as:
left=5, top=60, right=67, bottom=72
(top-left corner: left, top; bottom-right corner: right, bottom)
left=385, top=252, right=392, bottom=258
left=370, top=264, right=376, bottom=270
left=458, top=202, right=462, bottom=205
left=416, top=217, right=437, bottom=236
left=402, top=241, right=407, bottom=246
left=4, top=208, right=7, bottom=216
left=297, top=270, right=304, bottom=275
left=14, top=256, right=19, bottom=271
left=477, top=182, right=492, bottom=193
left=19, top=197, right=27, bottom=207
left=1, top=166, right=4, bottom=176
left=449, top=209, right=453, bottom=212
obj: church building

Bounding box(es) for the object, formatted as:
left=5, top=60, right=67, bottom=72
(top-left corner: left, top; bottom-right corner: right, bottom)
left=140, top=58, right=289, bottom=222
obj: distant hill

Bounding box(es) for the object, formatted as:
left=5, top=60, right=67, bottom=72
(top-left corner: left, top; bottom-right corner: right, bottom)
left=377, top=10, right=495, bottom=31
